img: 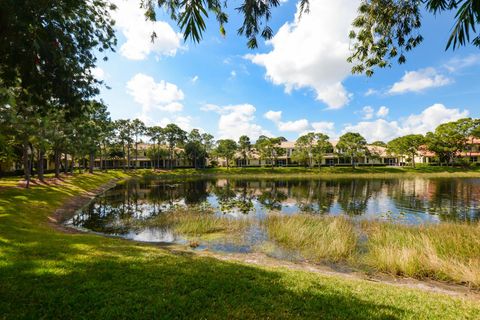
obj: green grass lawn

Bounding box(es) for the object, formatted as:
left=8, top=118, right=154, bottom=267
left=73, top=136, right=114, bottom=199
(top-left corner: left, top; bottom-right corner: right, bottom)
left=142, top=165, right=480, bottom=179
left=1, top=171, right=480, bottom=319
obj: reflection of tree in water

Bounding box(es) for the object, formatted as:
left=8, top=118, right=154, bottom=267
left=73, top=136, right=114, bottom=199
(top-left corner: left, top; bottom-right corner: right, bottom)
left=384, top=178, right=480, bottom=222
left=289, top=180, right=335, bottom=214
left=386, top=179, right=430, bottom=215
left=256, top=181, right=288, bottom=211
left=428, top=179, right=480, bottom=222
left=336, top=179, right=373, bottom=216
left=211, top=179, right=255, bottom=214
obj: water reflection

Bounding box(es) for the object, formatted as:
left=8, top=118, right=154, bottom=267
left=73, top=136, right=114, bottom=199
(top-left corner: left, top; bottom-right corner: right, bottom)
left=70, top=177, right=480, bottom=237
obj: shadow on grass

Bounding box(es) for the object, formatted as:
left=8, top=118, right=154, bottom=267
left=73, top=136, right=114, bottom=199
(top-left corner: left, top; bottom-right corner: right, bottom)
left=0, top=241, right=403, bottom=319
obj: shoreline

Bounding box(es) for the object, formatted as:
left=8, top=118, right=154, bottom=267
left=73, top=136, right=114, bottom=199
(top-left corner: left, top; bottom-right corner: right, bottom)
left=49, top=175, right=480, bottom=301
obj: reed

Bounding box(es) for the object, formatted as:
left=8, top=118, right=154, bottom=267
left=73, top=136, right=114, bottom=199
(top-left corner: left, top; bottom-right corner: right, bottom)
left=264, top=214, right=357, bottom=262
left=361, top=221, right=480, bottom=287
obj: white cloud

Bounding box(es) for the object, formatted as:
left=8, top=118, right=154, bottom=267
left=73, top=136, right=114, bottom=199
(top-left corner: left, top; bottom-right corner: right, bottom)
left=364, top=88, right=378, bottom=96
left=342, top=104, right=469, bottom=142
left=91, top=67, right=105, bottom=80
left=204, top=104, right=271, bottom=140
left=376, top=106, right=389, bottom=118
left=229, top=70, right=237, bottom=79
left=246, top=0, right=358, bottom=109
left=361, top=106, right=374, bottom=120
left=264, top=110, right=282, bottom=122
left=158, top=116, right=193, bottom=131
left=263, top=110, right=309, bottom=133
left=444, top=54, right=480, bottom=72
left=311, top=121, right=336, bottom=138
left=191, top=75, right=199, bottom=84
left=278, top=119, right=310, bottom=132
left=389, top=67, right=453, bottom=94
left=159, top=102, right=184, bottom=112
left=111, top=0, right=182, bottom=60
left=126, top=73, right=184, bottom=115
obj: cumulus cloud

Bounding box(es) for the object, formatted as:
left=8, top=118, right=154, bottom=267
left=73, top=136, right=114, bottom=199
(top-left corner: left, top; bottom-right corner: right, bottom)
left=158, top=115, right=194, bottom=131
left=264, top=110, right=282, bottom=122
left=361, top=106, right=374, bottom=120
left=263, top=110, right=310, bottom=132
left=203, top=104, right=271, bottom=140
left=126, top=73, right=184, bottom=115
left=191, top=75, right=199, bottom=84
left=342, top=104, right=469, bottom=142
left=111, top=0, right=182, bottom=60
left=246, top=0, right=358, bottom=109
left=376, top=106, right=389, bottom=118
left=389, top=67, right=453, bottom=94
left=311, top=121, right=336, bottom=138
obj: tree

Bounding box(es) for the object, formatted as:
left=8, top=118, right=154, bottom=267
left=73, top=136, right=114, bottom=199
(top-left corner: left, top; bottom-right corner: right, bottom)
left=336, top=133, right=367, bottom=168
left=185, top=129, right=208, bottom=169
left=348, top=0, right=480, bottom=76
left=163, top=124, right=187, bottom=169
left=387, top=134, right=425, bottom=167
left=143, top=0, right=309, bottom=49
left=425, top=119, right=474, bottom=165
left=237, top=135, right=252, bottom=167
left=131, top=119, right=146, bottom=169
left=115, top=120, right=134, bottom=170
left=371, top=141, right=387, bottom=148
left=147, top=126, right=164, bottom=169
left=215, top=139, right=237, bottom=169
left=0, top=0, right=116, bottom=116
left=256, top=137, right=285, bottom=169
left=313, top=133, right=333, bottom=169
left=294, top=133, right=316, bottom=167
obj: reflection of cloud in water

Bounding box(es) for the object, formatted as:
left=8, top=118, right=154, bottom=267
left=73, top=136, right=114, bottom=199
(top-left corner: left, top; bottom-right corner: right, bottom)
left=125, top=228, right=177, bottom=243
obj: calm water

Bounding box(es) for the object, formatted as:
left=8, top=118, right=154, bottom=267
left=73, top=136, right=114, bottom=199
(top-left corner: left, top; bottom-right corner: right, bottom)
left=68, top=177, right=480, bottom=255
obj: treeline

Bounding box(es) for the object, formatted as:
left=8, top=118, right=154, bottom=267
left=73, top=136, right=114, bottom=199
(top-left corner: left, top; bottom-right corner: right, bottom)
left=289, top=118, right=480, bottom=168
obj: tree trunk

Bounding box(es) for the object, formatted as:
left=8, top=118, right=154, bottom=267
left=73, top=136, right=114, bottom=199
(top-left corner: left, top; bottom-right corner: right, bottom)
left=89, top=151, right=94, bottom=173
left=411, top=152, right=416, bottom=168
left=70, top=154, right=75, bottom=174
left=351, top=156, right=355, bottom=169
left=54, top=149, right=60, bottom=178
left=23, top=142, right=30, bottom=188
left=122, top=145, right=126, bottom=170
left=64, top=153, right=68, bottom=174
left=127, top=146, right=131, bottom=170
left=135, top=142, right=138, bottom=170
left=37, top=149, right=44, bottom=182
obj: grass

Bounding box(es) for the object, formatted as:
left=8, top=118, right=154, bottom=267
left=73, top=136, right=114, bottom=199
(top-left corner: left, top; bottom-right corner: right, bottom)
left=137, top=165, right=480, bottom=181
left=135, top=206, right=252, bottom=238
left=264, top=214, right=357, bottom=262
left=1, top=172, right=480, bottom=318
left=264, top=213, right=480, bottom=288
left=362, top=221, right=480, bottom=287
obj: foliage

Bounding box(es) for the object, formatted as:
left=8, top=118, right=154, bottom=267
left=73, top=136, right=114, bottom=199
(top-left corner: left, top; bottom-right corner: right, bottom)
left=336, top=133, right=367, bottom=168
left=143, top=0, right=309, bottom=49
left=215, top=139, right=238, bottom=168
left=348, top=0, right=480, bottom=76
left=387, top=134, right=425, bottom=167
left=255, top=136, right=285, bottom=168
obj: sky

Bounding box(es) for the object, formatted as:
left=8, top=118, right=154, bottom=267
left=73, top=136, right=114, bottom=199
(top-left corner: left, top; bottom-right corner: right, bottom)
left=94, top=0, right=480, bottom=143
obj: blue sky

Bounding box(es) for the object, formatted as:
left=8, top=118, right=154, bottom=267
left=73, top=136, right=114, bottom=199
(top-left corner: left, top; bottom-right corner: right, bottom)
left=94, top=0, right=480, bottom=143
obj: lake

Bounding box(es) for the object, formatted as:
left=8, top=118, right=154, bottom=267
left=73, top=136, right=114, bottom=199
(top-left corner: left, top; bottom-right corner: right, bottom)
left=68, top=177, right=480, bottom=256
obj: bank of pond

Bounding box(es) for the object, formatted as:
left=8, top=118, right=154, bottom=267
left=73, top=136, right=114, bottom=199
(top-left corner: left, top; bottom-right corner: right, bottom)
left=68, top=176, right=480, bottom=287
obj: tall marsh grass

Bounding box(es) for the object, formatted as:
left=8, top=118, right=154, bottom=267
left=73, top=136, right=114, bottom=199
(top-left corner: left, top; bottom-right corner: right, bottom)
left=264, top=214, right=357, bottom=262
left=140, top=207, right=252, bottom=237
left=362, top=221, right=480, bottom=287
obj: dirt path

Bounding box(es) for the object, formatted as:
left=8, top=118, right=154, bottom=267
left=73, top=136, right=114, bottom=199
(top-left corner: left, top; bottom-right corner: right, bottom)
left=52, top=178, right=480, bottom=302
